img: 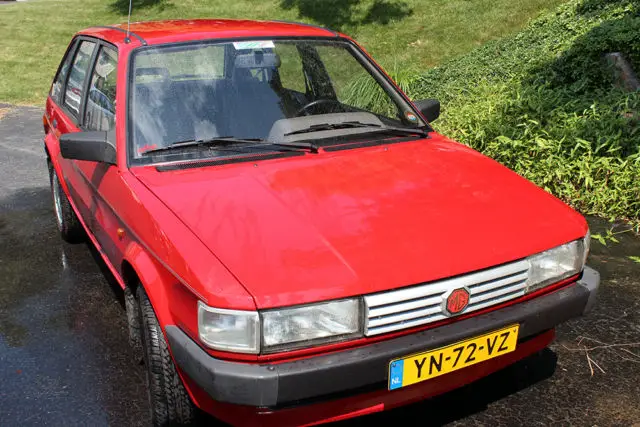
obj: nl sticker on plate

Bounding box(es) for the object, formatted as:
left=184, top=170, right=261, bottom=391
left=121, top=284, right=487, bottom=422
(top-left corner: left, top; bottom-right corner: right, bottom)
left=233, top=40, right=276, bottom=50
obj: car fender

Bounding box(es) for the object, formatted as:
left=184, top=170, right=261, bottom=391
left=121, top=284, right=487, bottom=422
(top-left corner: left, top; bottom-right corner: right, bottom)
left=123, top=242, right=175, bottom=328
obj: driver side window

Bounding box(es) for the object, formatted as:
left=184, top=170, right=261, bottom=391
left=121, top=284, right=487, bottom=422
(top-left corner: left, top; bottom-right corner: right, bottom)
left=84, top=46, right=118, bottom=132
left=275, top=44, right=307, bottom=94
left=63, top=40, right=97, bottom=118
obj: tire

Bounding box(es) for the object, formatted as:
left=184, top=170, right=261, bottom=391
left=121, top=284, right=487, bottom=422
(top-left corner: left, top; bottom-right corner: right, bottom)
left=138, top=286, right=197, bottom=426
left=125, top=287, right=143, bottom=364
left=48, top=161, right=84, bottom=243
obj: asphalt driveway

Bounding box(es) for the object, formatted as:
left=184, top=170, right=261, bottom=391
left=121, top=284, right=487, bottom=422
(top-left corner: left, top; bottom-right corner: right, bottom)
left=1, top=105, right=639, bottom=426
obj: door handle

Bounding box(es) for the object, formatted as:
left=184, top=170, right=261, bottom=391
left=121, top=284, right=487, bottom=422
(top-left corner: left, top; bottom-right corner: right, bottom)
left=52, top=119, right=58, bottom=128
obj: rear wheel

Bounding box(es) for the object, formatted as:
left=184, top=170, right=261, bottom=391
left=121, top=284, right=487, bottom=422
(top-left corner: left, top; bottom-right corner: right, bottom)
left=48, top=161, right=84, bottom=243
left=138, top=286, right=197, bottom=426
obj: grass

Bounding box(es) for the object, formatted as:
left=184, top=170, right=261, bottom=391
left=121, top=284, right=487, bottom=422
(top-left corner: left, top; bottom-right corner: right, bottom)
left=399, top=0, right=640, bottom=227
left=0, top=0, right=566, bottom=105
left=2, top=0, right=636, bottom=226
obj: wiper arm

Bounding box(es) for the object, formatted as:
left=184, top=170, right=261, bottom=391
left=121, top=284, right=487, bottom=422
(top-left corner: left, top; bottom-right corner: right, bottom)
left=141, top=136, right=264, bottom=155
left=284, top=121, right=381, bottom=136
left=372, top=126, right=430, bottom=138
left=268, top=140, right=319, bottom=153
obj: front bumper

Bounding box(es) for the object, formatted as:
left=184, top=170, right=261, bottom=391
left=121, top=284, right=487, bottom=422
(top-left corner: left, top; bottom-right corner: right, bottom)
left=166, top=266, right=600, bottom=409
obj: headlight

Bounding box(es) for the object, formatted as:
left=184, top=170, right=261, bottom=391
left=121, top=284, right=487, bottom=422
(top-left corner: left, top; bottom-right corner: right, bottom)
left=262, top=299, right=362, bottom=352
left=198, top=303, right=260, bottom=353
left=525, top=233, right=590, bottom=293
left=198, top=298, right=362, bottom=354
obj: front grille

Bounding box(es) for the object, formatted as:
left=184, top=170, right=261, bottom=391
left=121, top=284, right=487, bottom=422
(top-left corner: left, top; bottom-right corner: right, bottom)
left=364, top=259, right=530, bottom=336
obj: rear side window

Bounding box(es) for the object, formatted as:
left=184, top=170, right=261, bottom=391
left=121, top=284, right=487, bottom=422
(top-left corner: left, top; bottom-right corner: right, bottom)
left=275, top=44, right=306, bottom=93
left=50, top=40, right=77, bottom=104
left=63, top=40, right=96, bottom=118
left=84, top=46, right=118, bottom=132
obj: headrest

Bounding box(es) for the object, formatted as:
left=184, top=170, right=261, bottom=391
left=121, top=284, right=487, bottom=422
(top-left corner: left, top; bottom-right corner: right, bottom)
left=234, top=51, right=281, bottom=69
left=135, top=67, right=170, bottom=80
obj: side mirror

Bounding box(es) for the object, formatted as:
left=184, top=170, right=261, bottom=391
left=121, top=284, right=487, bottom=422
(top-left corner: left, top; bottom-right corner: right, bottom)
left=414, top=99, right=441, bottom=123
left=60, top=131, right=116, bottom=165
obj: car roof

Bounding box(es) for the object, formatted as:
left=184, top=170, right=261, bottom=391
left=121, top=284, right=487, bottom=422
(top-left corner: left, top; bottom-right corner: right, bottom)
left=79, top=19, right=341, bottom=48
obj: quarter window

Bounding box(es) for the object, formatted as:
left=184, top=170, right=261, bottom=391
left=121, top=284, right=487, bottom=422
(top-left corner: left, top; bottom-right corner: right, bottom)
left=84, top=46, right=118, bottom=132
left=63, top=40, right=96, bottom=118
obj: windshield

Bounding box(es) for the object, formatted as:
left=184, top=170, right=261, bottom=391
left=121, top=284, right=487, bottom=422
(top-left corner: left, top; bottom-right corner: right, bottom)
left=129, top=38, right=425, bottom=163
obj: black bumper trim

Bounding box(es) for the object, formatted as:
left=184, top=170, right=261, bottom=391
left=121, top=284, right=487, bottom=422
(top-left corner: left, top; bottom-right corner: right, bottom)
left=166, top=266, right=600, bottom=408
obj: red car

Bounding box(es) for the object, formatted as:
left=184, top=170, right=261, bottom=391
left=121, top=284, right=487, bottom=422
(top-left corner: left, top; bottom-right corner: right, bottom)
left=44, top=20, right=599, bottom=427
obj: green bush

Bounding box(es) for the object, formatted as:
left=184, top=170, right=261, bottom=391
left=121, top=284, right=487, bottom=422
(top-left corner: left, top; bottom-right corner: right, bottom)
left=401, top=0, right=640, bottom=227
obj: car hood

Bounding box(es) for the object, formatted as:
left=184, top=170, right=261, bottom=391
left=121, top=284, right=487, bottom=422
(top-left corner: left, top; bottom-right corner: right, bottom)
left=132, top=134, right=587, bottom=309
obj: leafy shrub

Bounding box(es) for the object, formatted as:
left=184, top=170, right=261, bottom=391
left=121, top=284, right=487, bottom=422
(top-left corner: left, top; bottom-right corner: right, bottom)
left=400, top=0, right=639, bottom=227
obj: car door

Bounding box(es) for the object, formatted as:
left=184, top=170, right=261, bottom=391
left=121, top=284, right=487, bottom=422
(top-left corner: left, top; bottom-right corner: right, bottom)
left=46, top=38, right=98, bottom=221
left=46, top=38, right=126, bottom=269
left=51, top=39, right=98, bottom=230
left=74, top=44, right=128, bottom=268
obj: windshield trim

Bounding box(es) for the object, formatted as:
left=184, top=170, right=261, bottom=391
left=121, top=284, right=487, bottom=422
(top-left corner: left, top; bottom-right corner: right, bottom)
left=125, top=35, right=431, bottom=167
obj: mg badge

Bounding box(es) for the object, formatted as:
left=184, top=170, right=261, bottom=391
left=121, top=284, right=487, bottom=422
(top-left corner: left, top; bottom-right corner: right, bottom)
left=444, top=288, right=470, bottom=315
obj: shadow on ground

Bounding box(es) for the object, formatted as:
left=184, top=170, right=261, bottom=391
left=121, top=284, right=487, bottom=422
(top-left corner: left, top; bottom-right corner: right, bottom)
left=338, top=349, right=558, bottom=426
left=279, top=0, right=413, bottom=30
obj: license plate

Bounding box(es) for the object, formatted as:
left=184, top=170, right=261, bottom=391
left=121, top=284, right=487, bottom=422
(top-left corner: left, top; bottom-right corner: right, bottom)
left=388, top=324, right=520, bottom=390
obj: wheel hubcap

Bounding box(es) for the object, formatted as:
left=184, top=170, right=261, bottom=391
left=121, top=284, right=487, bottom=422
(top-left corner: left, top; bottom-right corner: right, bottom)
left=52, top=173, right=64, bottom=230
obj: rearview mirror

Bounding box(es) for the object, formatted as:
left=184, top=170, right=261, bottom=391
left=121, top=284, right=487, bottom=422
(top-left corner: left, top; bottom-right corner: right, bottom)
left=413, top=99, right=441, bottom=123
left=234, top=52, right=281, bottom=69
left=60, top=131, right=116, bottom=165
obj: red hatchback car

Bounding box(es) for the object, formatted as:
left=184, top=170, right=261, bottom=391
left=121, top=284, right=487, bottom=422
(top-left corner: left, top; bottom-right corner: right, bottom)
left=44, top=20, right=599, bottom=427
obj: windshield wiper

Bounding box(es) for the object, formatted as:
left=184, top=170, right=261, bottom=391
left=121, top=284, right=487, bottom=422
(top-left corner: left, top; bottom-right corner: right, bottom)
left=141, top=136, right=317, bottom=155
left=284, top=121, right=381, bottom=136
left=141, top=137, right=262, bottom=155
left=284, top=121, right=429, bottom=139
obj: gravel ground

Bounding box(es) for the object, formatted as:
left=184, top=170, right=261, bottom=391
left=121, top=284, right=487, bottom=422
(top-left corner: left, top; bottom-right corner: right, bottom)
left=1, top=106, right=638, bottom=426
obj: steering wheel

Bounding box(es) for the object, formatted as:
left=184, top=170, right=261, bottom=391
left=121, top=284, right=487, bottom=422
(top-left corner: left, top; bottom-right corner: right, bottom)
left=295, top=98, right=343, bottom=117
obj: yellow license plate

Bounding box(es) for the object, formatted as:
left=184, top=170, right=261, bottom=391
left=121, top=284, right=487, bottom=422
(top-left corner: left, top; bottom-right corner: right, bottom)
left=388, top=324, right=520, bottom=390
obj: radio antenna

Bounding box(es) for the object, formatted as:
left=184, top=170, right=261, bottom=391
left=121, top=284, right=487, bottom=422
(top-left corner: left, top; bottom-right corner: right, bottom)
left=125, top=0, right=133, bottom=43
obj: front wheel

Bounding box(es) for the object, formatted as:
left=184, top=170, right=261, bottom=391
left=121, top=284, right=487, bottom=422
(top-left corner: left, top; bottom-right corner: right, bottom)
left=48, top=161, right=84, bottom=243
left=138, top=286, right=197, bottom=426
